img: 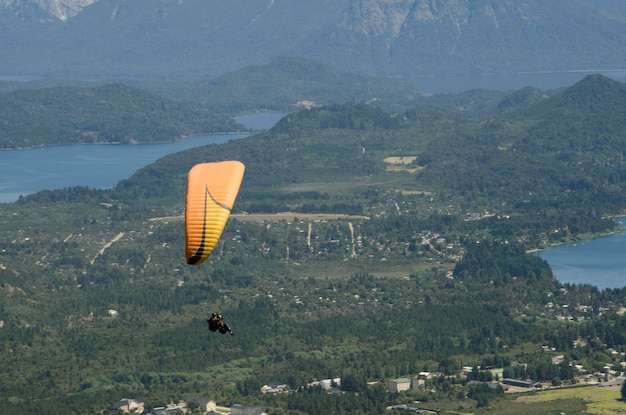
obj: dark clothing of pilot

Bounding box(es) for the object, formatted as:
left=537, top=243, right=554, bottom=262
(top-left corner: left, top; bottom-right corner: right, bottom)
left=207, top=313, right=234, bottom=335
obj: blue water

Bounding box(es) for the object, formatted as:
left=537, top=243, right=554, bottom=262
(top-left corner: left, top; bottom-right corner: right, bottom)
left=0, top=113, right=285, bottom=203
left=0, top=134, right=246, bottom=202
left=537, top=218, right=626, bottom=291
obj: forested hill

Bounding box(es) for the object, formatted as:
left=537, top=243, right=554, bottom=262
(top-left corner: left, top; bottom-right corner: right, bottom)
left=144, top=57, right=426, bottom=114
left=414, top=74, right=626, bottom=213
left=114, top=75, right=626, bottom=222
left=0, top=83, right=243, bottom=149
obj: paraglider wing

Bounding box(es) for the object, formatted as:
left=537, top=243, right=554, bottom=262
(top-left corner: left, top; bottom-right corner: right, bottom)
left=185, top=161, right=245, bottom=265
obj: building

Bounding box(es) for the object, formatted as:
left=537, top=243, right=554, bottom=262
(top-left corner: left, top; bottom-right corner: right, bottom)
left=307, top=377, right=341, bottom=393
left=387, top=378, right=411, bottom=393
left=187, top=397, right=217, bottom=413
left=260, top=383, right=289, bottom=394
left=230, top=404, right=264, bottom=415
left=411, top=377, right=425, bottom=391
left=108, top=398, right=145, bottom=414
left=503, top=378, right=541, bottom=388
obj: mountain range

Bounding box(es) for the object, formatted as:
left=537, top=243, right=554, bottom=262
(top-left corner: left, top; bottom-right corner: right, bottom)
left=2, top=0, right=626, bottom=83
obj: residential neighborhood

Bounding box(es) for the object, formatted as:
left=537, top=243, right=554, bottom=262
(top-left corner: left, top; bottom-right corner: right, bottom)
left=105, top=354, right=625, bottom=415
left=104, top=398, right=266, bottom=415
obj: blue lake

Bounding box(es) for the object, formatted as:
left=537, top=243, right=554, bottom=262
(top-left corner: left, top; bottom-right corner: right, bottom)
left=0, top=133, right=247, bottom=203
left=537, top=218, right=626, bottom=291
left=0, top=113, right=285, bottom=203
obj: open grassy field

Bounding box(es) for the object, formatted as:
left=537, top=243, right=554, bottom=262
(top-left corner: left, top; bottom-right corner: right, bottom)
left=419, top=384, right=624, bottom=415
left=511, top=384, right=624, bottom=415
left=474, top=384, right=625, bottom=415
left=384, top=156, right=422, bottom=173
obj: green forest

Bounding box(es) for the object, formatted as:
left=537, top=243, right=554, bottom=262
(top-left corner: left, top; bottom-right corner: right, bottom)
left=1, top=75, right=626, bottom=414
left=0, top=84, right=243, bottom=149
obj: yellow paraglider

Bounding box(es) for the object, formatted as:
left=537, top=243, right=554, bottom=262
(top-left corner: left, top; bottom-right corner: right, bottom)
left=185, top=161, right=245, bottom=265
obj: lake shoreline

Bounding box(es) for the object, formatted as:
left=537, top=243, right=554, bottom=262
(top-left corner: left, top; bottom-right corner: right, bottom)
left=0, top=113, right=285, bottom=204
left=536, top=216, right=626, bottom=290
left=0, top=131, right=253, bottom=152
left=0, top=111, right=285, bottom=151
left=527, top=215, right=626, bottom=254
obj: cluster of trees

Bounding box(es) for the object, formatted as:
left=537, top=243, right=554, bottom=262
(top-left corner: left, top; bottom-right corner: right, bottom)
left=467, top=383, right=505, bottom=408
left=2, top=248, right=625, bottom=413
left=502, top=358, right=576, bottom=386
left=453, top=240, right=553, bottom=284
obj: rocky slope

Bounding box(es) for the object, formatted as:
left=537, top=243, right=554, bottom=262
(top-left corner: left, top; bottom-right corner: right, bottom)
left=0, top=0, right=96, bottom=20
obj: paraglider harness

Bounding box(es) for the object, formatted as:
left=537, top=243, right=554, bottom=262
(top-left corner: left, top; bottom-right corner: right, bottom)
left=207, top=312, right=234, bottom=335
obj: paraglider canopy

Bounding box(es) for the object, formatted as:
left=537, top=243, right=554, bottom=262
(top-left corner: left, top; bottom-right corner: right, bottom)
left=185, top=160, right=245, bottom=265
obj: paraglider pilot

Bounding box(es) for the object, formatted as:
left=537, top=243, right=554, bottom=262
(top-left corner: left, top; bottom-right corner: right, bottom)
left=207, top=313, right=234, bottom=335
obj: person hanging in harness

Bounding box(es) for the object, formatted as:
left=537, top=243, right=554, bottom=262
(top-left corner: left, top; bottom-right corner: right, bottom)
left=207, top=312, right=234, bottom=335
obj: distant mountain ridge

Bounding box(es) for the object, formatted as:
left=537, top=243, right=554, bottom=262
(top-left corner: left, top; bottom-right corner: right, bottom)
left=1, top=0, right=626, bottom=82
left=0, top=0, right=96, bottom=20
left=148, top=57, right=425, bottom=113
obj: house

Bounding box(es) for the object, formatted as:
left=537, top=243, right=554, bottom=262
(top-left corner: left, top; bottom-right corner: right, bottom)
left=308, top=377, right=341, bottom=392
left=187, top=397, right=217, bottom=413
left=305, top=378, right=342, bottom=394
left=387, top=378, right=411, bottom=393
left=260, top=383, right=289, bottom=394
left=108, top=398, right=144, bottom=414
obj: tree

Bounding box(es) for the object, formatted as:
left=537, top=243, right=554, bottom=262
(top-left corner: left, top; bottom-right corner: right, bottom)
left=341, top=372, right=367, bottom=393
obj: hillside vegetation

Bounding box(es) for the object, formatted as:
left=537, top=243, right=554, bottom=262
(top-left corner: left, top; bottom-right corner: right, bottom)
left=142, top=57, right=426, bottom=114
left=0, top=75, right=626, bottom=414
left=0, top=83, right=243, bottom=149
left=137, top=58, right=557, bottom=116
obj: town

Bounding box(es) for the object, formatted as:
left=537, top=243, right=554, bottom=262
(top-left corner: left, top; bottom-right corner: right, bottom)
left=105, top=350, right=625, bottom=415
